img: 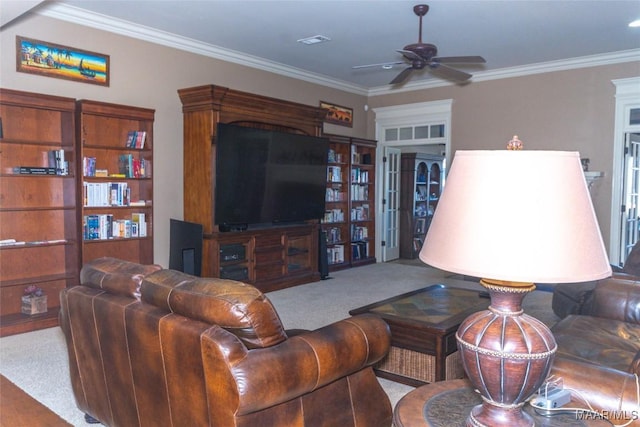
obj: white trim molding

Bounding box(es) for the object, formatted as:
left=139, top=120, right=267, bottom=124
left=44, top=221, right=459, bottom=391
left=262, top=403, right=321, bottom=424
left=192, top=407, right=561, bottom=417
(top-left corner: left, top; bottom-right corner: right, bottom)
left=610, top=77, right=640, bottom=265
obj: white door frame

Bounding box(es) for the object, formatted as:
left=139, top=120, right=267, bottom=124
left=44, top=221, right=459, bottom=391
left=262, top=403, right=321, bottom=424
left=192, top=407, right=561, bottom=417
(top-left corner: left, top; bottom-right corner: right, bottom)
left=610, top=77, right=640, bottom=265
left=373, top=100, right=453, bottom=262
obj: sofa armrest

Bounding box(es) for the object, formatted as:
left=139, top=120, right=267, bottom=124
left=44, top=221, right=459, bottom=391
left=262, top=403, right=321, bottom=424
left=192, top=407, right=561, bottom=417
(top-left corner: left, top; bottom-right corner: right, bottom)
left=201, top=313, right=390, bottom=415
left=550, top=358, right=640, bottom=425
left=589, top=277, right=640, bottom=324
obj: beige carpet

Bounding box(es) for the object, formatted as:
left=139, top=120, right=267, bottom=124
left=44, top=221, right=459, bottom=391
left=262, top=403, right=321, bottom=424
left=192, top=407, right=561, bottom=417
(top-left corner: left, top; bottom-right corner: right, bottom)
left=0, top=261, right=559, bottom=426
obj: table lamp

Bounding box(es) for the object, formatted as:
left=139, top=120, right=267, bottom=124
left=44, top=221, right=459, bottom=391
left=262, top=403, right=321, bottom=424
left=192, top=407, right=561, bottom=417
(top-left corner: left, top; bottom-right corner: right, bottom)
left=419, top=139, right=612, bottom=427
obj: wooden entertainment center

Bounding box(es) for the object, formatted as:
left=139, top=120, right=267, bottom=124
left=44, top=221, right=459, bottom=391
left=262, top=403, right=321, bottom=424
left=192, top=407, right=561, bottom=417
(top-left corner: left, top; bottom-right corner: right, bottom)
left=178, top=85, right=330, bottom=292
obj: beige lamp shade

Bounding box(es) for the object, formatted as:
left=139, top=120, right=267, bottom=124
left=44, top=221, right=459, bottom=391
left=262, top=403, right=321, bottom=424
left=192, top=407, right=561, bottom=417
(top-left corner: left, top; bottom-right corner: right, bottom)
left=419, top=150, right=612, bottom=283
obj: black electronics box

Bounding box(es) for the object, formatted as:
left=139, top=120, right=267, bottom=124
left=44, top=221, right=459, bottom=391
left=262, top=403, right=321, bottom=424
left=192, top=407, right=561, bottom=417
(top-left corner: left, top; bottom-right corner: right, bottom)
left=220, top=265, right=249, bottom=281
left=219, top=244, right=246, bottom=262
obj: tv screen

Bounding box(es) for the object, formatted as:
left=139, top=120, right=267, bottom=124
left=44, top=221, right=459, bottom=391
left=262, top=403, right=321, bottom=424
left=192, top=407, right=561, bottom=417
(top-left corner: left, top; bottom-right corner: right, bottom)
left=215, top=123, right=329, bottom=229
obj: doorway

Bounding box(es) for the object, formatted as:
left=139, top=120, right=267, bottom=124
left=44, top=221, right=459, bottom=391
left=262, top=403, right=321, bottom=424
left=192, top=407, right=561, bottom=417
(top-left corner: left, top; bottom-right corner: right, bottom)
left=373, top=100, right=452, bottom=262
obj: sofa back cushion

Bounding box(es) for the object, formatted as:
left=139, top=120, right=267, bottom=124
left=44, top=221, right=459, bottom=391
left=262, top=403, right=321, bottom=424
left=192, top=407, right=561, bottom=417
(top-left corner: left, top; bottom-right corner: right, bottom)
left=591, top=278, right=640, bottom=324
left=80, top=257, right=162, bottom=299
left=141, top=269, right=287, bottom=349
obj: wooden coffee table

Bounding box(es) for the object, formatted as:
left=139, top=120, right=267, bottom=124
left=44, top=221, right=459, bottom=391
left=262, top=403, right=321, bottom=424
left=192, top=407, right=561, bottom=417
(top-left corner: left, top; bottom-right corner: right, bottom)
left=349, top=284, right=490, bottom=386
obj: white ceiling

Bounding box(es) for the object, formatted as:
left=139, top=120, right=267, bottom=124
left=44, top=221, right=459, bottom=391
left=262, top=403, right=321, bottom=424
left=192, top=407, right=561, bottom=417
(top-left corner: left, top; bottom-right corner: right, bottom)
left=3, top=1, right=640, bottom=94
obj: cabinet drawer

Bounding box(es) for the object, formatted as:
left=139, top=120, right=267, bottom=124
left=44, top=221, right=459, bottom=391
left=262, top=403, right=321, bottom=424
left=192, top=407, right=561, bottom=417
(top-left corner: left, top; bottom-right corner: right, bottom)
left=254, top=234, right=283, bottom=248
left=255, top=249, right=283, bottom=264
left=254, top=263, right=285, bottom=280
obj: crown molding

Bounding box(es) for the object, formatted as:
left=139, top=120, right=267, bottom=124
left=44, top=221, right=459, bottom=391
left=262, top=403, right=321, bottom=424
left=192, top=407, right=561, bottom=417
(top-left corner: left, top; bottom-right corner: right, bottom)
left=37, top=3, right=370, bottom=96
left=39, top=4, right=639, bottom=98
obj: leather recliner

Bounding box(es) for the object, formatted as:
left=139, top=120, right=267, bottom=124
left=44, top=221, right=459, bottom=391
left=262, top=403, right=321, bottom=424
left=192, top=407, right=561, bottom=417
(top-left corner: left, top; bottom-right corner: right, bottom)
left=550, top=277, right=640, bottom=425
left=59, top=257, right=393, bottom=427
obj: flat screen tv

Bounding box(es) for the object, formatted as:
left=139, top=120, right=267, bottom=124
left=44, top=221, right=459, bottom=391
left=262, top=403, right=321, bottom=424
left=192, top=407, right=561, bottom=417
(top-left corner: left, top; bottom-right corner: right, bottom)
left=215, top=123, right=329, bottom=230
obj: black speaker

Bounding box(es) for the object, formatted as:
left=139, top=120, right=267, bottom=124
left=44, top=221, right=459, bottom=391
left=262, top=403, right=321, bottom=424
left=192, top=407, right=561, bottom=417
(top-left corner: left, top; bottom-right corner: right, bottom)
left=319, top=230, right=330, bottom=280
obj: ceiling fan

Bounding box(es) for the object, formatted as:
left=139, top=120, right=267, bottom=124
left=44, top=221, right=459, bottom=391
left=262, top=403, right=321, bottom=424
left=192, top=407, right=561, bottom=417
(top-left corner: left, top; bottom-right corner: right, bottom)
left=353, top=4, right=486, bottom=85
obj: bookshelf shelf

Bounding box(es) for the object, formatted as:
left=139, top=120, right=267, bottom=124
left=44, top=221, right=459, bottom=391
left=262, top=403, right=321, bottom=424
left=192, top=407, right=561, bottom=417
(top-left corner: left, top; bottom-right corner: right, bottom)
left=322, top=135, right=377, bottom=271
left=0, top=89, right=79, bottom=337
left=77, top=100, right=154, bottom=265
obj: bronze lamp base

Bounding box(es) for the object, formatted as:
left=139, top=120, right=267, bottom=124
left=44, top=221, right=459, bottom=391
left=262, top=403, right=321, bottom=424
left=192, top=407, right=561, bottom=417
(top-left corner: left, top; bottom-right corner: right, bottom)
left=456, top=279, right=557, bottom=427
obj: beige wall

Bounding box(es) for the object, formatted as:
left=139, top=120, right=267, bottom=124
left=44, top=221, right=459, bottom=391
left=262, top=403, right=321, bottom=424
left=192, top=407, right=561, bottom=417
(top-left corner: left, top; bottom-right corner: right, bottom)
left=368, top=63, right=640, bottom=253
left=2, top=13, right=638, bottom=264
left=0, top=15, right=368, bottom=266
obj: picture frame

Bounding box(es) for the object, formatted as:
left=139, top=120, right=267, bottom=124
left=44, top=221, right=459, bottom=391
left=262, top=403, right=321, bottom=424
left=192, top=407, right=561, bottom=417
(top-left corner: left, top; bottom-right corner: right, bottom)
left=320, top=101, right=353, bottom=127
left=16, top=36, right=110, bottom=86
left=415, top=218, right=426, bottom=235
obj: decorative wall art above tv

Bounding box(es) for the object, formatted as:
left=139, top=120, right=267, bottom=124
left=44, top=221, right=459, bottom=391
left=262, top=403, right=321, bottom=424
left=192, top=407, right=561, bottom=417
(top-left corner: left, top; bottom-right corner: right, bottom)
left=320, top=101, right=353, bottom=127
left=16, top=36, right=110, bottom=86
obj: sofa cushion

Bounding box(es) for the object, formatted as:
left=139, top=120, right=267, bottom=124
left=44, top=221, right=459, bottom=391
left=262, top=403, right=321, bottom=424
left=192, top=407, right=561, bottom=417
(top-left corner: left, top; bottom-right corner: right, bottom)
left=552, top=314, right=640, bottom=373
left=80, top=257, right=162, bottom=299
left=141, top=269, right=287, bottom=349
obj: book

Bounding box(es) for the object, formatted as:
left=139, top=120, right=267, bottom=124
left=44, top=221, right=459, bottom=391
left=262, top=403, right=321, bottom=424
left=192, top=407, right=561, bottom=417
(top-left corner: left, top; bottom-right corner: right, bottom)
left=14, top=166, right=57, bottom=175
left=126, top=131, right=137, bottom=148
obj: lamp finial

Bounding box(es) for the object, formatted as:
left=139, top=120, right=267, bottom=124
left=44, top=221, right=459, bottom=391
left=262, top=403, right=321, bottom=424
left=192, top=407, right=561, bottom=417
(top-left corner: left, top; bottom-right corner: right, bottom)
left=507, top=135, right=523, bottom=150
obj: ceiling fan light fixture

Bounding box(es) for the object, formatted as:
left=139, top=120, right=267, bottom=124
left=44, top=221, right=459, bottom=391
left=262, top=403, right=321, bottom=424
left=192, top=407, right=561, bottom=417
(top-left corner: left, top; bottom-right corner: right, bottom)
left=297, top=35, right=331, bottom=45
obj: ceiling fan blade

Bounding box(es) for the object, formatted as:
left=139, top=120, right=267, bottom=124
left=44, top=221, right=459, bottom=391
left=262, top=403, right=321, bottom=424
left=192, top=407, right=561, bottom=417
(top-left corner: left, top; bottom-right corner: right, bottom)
left=390, top=67, right=414, bottom=85
left=429, top=63, right=472, bottom=81
left=396, top=49, right=423, bottom=61
left=432, top=56, right=486, bottom=64
left=352, top=61, right=405, bottom=70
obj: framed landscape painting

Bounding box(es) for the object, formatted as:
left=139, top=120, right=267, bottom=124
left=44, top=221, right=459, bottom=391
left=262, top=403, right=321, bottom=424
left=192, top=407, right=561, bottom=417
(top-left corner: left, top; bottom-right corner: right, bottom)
left=16, top=36, right=110, bottom=86
left=320, top=101, right=353, bottom=127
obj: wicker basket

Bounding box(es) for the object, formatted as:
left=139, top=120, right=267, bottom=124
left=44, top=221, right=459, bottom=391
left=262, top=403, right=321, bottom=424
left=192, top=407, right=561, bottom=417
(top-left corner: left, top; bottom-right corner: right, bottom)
left=375, top=346, right=464, bottom=383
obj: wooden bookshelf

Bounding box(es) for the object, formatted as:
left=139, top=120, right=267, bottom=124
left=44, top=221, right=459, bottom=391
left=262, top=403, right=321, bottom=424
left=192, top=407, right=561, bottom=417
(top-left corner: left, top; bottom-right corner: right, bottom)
left=322, top=135, right=377, bottom=270
left=76, top=100, right=154, bottom=265
left=0, top=89, right=78, bottom=336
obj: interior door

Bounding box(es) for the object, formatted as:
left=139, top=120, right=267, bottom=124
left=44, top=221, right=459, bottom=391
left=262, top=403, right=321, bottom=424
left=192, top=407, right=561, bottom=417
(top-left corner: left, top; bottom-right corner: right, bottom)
left=382, top=147, right=401, bottom=261
left=619, top=132, right=640, bottom=264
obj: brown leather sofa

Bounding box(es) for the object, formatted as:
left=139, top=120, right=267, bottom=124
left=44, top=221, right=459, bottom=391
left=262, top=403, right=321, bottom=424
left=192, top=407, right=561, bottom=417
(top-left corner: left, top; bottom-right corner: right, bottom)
left=549, top=277, right=640, bottom=425
left=59, top=257, right=393, bottom=427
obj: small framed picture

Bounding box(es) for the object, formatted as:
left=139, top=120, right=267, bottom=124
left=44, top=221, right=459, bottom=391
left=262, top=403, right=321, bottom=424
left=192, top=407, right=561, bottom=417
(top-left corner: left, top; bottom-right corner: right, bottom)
left=415, top=218, right=426, bottom=235
left=16, top=36, right=110, bottom=86
left=320, top=101, right=353, bottom=127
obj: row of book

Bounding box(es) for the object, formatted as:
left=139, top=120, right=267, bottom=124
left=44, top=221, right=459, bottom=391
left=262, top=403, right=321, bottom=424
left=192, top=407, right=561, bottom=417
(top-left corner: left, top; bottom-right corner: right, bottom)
left=83, top=213, right=148, bottom=240
left=351, top=225, right=369, bottom=242
left=351, top=184, right=369, bottom=201
left=324, top=227, right=342, bottom=244
left=327, top=149, right=345, bottom=164
left=327, top=166, right=343, bottom=182
left=83, top=182, right=131, bottom=207
left=118, top=155, right=151, bottom=178
left=82, top=155, right=152, bottom=178
left=351, top=146, right=372, bottom=165
left=125, top=130, right=148, bottom=149
left=351, top=168, right=370, bottom=183
left=352, top=242, right=370, bottom=260
left=322, top=208, right=345, bottom=224
left=351, top=204, right=370, bottom=221
left=14, top=149, right=69, bottom=176
left=325, top=187, right=346, bottom=202
left=327, top=244, right=345, bottom=264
